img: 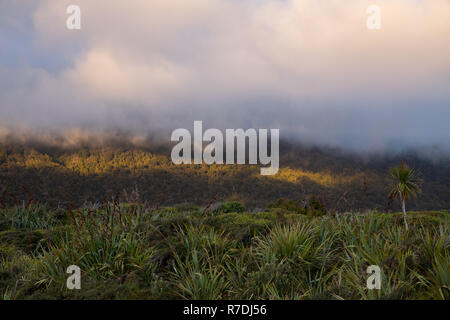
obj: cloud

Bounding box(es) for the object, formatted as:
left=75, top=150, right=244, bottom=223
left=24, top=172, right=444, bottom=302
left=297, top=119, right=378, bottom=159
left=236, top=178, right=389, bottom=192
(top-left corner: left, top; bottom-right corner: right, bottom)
left=0, top=0, right=450, bottom=151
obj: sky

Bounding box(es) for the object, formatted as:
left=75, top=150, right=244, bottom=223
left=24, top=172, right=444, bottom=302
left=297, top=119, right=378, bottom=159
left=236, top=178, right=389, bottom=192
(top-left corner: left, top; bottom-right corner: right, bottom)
left=0, top=0, right=449, bottom=151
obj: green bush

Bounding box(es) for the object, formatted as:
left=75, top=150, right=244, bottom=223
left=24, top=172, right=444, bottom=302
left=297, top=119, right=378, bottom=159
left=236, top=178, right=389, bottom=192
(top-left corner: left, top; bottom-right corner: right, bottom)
left=266, top=196, right=328, bottom=216
left=1, top=204, right=60, bottom=230
left=216, top=202, right=245, bottom=214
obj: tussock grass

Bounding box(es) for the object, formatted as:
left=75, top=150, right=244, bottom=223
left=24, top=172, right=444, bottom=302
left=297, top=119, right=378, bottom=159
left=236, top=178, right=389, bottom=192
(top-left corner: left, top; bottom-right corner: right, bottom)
left=0, top=203, right=448, bottom=300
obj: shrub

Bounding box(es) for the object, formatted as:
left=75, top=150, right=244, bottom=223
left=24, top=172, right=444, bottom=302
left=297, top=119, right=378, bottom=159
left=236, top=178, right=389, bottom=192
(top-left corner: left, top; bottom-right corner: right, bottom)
left=1, top=204, right=59, bottom=230
left=216, top=201, right=245, bottom=214
left=266, top=196, right=327, bottom=216
left=267, top=198, right=298, bottom=212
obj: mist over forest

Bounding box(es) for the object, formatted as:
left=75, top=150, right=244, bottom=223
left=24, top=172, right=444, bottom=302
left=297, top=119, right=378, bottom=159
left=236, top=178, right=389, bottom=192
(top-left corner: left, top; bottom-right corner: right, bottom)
left=1, top=132, right=448, bottom=211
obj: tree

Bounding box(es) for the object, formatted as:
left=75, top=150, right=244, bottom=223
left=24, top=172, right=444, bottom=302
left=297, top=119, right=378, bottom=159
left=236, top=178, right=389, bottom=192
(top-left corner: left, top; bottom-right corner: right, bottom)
left=389, top=162, right=422, bottom=230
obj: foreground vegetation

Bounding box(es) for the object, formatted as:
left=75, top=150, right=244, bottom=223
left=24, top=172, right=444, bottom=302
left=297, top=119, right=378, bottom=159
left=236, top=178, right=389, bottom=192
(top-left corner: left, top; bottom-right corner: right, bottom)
left=0, top=200, right=448, bottom=300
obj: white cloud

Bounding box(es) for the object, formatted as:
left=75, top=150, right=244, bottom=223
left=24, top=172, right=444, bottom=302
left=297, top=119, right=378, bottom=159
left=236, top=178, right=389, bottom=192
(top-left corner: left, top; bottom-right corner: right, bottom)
left=1, top=0, right=450, bottom=150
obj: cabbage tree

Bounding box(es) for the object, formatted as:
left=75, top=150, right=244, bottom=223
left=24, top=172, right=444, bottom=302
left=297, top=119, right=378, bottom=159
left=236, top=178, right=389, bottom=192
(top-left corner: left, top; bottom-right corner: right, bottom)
left=389, top=162, right=422, bottom=231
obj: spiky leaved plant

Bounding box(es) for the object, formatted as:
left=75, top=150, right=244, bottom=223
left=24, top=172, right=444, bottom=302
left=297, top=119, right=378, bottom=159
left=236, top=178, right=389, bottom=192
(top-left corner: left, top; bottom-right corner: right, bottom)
left=389, top=162, right=422, bottom=231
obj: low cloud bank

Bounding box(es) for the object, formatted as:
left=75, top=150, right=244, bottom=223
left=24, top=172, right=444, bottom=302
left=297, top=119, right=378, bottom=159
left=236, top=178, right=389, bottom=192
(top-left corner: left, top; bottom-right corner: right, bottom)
left=1, top=0, right=450, bottom=152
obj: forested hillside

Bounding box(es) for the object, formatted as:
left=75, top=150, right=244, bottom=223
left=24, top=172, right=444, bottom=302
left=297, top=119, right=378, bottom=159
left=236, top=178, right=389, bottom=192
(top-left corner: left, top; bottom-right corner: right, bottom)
left=0, top=141, right=449, bottom=211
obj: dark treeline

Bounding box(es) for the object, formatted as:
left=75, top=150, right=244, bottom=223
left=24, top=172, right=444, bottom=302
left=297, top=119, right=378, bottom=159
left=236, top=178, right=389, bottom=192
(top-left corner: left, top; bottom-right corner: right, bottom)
left=0, top=140, right=449, bottom=211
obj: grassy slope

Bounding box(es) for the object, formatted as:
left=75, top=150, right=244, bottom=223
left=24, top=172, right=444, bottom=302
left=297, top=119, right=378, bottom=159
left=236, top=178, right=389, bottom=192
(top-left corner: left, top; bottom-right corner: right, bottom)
left=0, top=203, right=448, bottom=300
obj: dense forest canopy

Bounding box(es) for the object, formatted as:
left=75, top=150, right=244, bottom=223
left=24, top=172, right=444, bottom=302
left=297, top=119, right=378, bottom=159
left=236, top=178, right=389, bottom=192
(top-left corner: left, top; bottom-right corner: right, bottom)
left=0, top=140, right=449, bottom=211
